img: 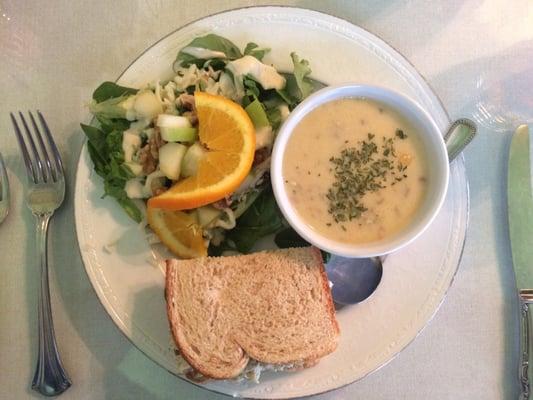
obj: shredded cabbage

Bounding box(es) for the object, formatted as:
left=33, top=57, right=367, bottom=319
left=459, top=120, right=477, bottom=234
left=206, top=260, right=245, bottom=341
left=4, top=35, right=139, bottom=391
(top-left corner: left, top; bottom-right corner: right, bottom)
left=215, top=207, right=236, bottom=230
left=173, top=64, right=221, bottom=92
left=84, top=35, right=314, bottom=253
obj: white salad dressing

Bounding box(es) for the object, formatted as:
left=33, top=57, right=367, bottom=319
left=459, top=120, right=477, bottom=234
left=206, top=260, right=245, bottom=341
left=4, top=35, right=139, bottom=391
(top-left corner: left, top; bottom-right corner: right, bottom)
left=180, top=46, right=227, bottom=59
left=121, top=128, right=141, bottom=163
left=278, top=104, right=290, bottom=122
left=217, top=72, right=237, bottom=99
left=227, top=55, right=286, bottom=90
left=255, top=126, right=274, bottom=149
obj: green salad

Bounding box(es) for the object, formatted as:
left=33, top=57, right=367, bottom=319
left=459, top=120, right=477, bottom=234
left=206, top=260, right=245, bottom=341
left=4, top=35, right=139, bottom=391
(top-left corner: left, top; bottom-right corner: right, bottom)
left=82, top=34, right=326, bottom=257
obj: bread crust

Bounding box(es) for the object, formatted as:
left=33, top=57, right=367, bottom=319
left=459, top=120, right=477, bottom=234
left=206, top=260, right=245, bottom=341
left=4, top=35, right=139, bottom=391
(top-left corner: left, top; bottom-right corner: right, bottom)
left=165, top=247, right=339, bottom=380
left=311, top=247, right=341, bottom=338
left=166, top=261, right=249, bottom=379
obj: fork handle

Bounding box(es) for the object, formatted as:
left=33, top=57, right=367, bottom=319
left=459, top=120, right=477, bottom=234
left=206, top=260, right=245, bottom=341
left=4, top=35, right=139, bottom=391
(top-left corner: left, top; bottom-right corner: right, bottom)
left=520, top=293, right=533, bottom=400
left=32, top=213, right=71, bottom=396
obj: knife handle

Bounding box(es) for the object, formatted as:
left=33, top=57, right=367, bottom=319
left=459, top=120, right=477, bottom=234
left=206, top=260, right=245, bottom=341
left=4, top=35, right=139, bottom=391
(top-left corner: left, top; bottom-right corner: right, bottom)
left=520, top=292, right=533, bottom=400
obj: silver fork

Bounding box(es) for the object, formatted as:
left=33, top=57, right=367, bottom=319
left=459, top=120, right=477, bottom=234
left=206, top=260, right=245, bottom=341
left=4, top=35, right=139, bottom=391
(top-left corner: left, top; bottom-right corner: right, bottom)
left=0, top=152, right=9, bottom=223
left=10, top=111, right=71, bottom=396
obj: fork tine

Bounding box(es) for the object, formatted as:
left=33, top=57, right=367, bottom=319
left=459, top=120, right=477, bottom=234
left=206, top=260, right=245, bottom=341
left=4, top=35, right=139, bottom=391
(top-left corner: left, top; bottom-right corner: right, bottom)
left=29, top=111, right=54, bottom=182
left=0, top=153, right=8, bottom=201
left=0, top=152, right=9, bottom=223
left=37, top=111, right=64, bottom=178
left=18, top=111, right=44, bottom=183
left=10, top=112, right=37, bottom=183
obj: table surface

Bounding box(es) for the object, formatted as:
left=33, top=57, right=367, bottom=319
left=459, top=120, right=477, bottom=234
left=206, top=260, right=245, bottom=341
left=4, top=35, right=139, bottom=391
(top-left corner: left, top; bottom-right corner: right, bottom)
left=1, top=1, right=532, bottom=399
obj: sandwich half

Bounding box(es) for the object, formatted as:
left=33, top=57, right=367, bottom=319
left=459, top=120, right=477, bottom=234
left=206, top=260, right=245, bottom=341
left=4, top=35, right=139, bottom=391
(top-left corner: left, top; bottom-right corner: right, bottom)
left=165, top=246, right=340, bottom=379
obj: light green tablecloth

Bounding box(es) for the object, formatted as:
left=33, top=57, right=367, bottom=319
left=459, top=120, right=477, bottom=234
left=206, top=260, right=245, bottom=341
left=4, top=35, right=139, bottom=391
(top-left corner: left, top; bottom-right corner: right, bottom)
left=1, top=1, right=532, bottom=398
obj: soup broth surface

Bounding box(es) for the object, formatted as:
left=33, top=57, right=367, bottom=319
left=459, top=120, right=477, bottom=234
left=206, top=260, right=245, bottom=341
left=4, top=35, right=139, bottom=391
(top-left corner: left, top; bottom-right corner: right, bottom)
left=283, top=98, right=428, bottom=244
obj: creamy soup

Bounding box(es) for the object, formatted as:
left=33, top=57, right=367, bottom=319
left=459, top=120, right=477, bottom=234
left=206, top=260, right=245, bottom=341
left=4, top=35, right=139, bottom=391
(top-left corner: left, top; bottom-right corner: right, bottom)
left=283, top=98, right=428, bottom=244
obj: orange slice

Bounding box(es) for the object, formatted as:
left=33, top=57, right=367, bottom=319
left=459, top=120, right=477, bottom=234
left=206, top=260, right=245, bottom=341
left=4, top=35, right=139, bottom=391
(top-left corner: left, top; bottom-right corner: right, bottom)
left=148, top=91, right=255, bottom=210
left=147, top=207, right=207, bottom=258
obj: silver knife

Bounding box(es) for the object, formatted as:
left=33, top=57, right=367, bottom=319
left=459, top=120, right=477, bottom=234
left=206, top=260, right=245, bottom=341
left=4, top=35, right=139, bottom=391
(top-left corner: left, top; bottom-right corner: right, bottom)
left=508, top=124, right=533, bottom=399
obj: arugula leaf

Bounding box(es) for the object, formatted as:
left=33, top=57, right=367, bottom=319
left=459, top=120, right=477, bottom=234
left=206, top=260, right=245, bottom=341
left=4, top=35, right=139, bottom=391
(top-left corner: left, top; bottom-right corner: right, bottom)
left=282, top=73, right=325, bottom=105
left=232, top=187, right=263, bottom=219
left=174, top=55, right=207, bottom=69
left=275, top=87, right=298, bottom=108
left=92, top=82, right=138, bottom=103
left=89, top=95, right=130, bottom=122
left=244, top=42, right=270, bottom=61
left=219, top=206, right=333, bottom=264
left=207, top=242, right=233, bottom=257
left=241, top=76, right=285, bottom=128
left=243, top=75, right=261, bottom=98
left=87, top=141, right=107, bottom=177
left=81, top=123, right=142, bottom=223
left=218, top=188, right=287, bottom=253
left=274, top=227, right=309, bottom=248
left=81, top=124, right=106, bottom=152
left=281, top=52, right=314, bottom=105
left=90, top=82, right=137, bottom=132
left=175, top=34, right=242, bottom=67
left=274, top=228, right=331, bottom=263
left=98, top=116, right=130, bottom=134
left=289, top=52, right=313, bottom=100
left=265, top=107, right=282, bottom=130
left=261, top=90, right=285, bottom=108
left=117, top=197, right=143, bottom=222
left=259, top=90, right=287, bottom=128
left=205, top=58, right=228, bottom=71
left=103, top=176, right=143, bottom=222
left=105, top=129, right=124, bottom=157
left=173, top=57, right=228, bottom=71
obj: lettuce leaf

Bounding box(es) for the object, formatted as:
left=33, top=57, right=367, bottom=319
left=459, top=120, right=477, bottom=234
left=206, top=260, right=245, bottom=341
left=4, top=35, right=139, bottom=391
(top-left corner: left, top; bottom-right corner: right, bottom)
left=274, top=227, right=308, bottom=248
left=289, top=52, right=313, bottom=100
left=210, top=192, right=331, bottom=263
left=89, top=95, right=130, bottom=122
left=243, top=42, right=270, bottom=61
left=243, top=75, right=261, bottom=99
left=265, top=107, right=282, bottom=130
left=81, top=123, right=142, bottom=222
left=276, top=53, right=315, bottom=107
left=175, top=34, right=243, bottom=67
left=89, top=82, right=138, bottom=128
left=210, top=188, right=287, bottom=254
left=92, top=81, right=138, bottom=102
left=274, top=228, right=331, bottom=263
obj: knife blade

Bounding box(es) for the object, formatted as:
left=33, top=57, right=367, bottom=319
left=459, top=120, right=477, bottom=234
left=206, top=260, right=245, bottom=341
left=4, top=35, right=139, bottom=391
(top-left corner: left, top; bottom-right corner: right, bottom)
left=508, top=124, right=533, bottom=291
left=508, top=124, right=533, bottom=400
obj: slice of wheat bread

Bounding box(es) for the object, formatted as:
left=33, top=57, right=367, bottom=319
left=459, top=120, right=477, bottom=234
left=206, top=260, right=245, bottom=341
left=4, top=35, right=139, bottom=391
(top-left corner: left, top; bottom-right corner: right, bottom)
left=165, top=247, right=339, bottom=380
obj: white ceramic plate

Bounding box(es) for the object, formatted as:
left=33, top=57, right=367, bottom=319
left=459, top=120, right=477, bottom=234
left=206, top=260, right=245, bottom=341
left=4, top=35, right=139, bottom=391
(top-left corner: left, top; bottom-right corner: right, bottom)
left=74, top=7, right=469, bottom=399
